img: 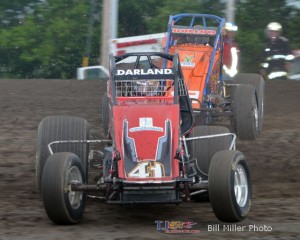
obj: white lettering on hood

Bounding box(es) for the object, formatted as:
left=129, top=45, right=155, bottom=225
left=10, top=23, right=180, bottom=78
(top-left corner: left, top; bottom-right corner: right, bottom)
left=117, top=69, right=173, bottom=75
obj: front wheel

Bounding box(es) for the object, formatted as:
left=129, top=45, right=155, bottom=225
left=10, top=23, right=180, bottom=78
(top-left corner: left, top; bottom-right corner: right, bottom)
left=208, top=150, right=251, bottom=222
left=41, top=152, right=86, bottom=224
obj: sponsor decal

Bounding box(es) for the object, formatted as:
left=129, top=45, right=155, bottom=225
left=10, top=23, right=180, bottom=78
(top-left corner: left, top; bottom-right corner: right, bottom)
left=180, top=54, right=196, bottom=67
left=116, top=68, right=173, bottom=75
left=181, top=62, right=195, bottom=67
left=129, top=117, right=163, bottom=132
left=188, top=90, right=200, bottom=99
left=168, top=90, right=200, bottom=99
left=172, top=28, right=216, bottom=35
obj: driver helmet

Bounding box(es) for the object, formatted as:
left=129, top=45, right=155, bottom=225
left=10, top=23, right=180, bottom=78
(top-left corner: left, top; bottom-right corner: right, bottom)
left=135, top=79, right=160, bottom=96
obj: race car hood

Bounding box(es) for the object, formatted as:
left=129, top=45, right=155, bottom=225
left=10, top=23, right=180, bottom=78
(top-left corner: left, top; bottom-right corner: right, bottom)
left=112, top=103, right=180, bottom=180
left=168, top=45, right=220, bottom=107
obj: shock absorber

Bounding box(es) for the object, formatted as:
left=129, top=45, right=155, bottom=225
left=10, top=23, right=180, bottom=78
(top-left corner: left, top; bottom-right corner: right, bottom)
left=179, top=147, right=191, bottom=201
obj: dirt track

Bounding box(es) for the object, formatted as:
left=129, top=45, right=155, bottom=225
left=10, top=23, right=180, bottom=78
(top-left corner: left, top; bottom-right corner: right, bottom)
left=0, top=79, right=299, bottom=240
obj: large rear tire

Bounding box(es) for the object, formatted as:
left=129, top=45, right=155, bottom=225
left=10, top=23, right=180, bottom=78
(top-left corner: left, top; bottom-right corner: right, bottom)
left=36, top=116, right=89, bottom=193
left=188, top=126, right=232, bottom=180
left=42, top=152, right=86, bottom=224
left=209, top=150, right=251, bottom=222
left=234, top=84, right=258, bottom=140
left=233, top=73, right=265, bottom=133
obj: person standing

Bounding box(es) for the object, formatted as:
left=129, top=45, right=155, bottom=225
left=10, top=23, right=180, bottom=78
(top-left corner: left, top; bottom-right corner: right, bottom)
left=260, top=22, right=294, bottom=80
left=223, top=22, right=239, bottom=79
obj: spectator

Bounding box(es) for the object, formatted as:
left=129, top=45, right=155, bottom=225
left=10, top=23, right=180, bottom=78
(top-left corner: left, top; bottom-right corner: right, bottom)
left=260, top=22, right=294, bottom=80
left=223, top=22, right=239, bottom=79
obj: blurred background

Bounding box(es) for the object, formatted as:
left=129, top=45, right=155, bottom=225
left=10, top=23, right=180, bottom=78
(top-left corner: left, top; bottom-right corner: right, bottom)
left=0, top=0, right=299, bottom=79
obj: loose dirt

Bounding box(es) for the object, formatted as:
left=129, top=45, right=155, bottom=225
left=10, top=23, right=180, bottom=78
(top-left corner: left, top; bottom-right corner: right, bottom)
left=0, top=79, right=299, bottom=240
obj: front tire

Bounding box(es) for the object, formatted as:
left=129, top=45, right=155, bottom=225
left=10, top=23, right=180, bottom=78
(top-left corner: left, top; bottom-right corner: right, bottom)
left=41, top=152, right=86, bottom=224
left=209, top=150, right=251, bottom=222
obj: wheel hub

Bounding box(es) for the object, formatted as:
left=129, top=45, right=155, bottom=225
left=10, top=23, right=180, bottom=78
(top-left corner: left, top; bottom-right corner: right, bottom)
left=234, top=164, right=248, bottom=207
left=68, top=166, right=83, bottom=209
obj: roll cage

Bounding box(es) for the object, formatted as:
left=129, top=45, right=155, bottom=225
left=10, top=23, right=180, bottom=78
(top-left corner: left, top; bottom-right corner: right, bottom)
left=109, top=52, right=194, bottom=135
left=164, top=13, right=226, bottom=89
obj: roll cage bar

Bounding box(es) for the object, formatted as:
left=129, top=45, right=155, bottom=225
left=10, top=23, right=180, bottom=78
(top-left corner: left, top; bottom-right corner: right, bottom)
left=164, top=13, right=226, bottom=89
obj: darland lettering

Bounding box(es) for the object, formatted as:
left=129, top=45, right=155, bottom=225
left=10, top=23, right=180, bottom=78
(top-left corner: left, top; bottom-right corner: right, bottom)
left=117, top=69, right=173, bottom=75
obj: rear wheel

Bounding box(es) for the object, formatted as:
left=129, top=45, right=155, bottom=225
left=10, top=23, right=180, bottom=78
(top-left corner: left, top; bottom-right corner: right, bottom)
left=209, top=150, right=251, bottom=222
left=42, top=152, right=86, bottom=224
left=36, top=116, right=89, bottom=193
left=233, top=73, right=265, bottom=132
left=234, top=84, right=258, bottom=140
left=188, top=126, right=232, bottom=180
